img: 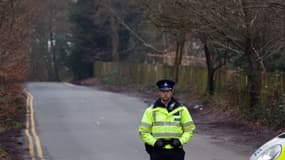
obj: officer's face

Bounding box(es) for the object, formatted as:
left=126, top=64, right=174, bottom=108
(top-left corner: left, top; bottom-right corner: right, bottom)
left=159, top=90, right=173, bottom=102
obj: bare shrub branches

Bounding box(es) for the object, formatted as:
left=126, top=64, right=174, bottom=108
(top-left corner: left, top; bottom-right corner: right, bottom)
left=0, top=0, right=45, bottom=82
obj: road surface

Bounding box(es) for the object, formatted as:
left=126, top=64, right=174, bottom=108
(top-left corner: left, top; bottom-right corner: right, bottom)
left=25, top=82, right=252, bottom=160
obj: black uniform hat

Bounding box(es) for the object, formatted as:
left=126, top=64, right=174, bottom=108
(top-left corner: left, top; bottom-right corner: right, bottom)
left=156, top=79, right=175, bottom=91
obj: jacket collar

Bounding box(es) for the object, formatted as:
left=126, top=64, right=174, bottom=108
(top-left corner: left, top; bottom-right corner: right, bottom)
left=153, top=97, right=181, bottom=112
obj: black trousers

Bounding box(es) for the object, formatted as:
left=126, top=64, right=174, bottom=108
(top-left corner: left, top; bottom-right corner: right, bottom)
left=149, top=148, right=185, bottom=160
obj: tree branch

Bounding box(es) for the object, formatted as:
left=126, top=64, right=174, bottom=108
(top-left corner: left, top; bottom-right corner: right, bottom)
left=100, top=3, right=165, bottom=53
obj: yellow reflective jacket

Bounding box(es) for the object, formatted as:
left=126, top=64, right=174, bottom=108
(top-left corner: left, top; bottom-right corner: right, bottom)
left=138, top=98, right=195, bottom=149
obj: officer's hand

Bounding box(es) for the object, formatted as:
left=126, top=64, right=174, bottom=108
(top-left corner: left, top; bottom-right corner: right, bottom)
left=171, top=138, right=181, bottom=148
left=154, top=139, right=165, bottom=149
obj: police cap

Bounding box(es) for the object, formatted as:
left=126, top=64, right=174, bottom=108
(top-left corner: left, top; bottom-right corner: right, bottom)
left=156, top=79, right=175, bottom=91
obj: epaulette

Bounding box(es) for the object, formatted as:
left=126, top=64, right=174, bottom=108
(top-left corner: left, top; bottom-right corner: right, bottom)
left=176, top=100, right=183, bottom=106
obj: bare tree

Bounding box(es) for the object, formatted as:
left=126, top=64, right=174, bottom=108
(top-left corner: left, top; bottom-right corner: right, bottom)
left=190, top=0, right=285, bottom=117
left=142, top=0, right=195, bottom=82
left=0, top=2, right=45, bottom=154
left=143, top=0, right=190, bottom=62
left=0, top=0, right=44, bottom=82
left=141, top=0, right=285, bottom=114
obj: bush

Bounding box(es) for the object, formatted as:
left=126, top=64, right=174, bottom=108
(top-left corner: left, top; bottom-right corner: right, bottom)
left=0, top=146, right=7, bottom=157
left=100, top=69, right=133, bottom=86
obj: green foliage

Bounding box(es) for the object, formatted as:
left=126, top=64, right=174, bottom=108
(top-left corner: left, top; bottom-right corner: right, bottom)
left=13, top=121, right=23, bottom=129
left=271, top=94, right=285, bottom=128
left=234, top=73, right=285, bottom=127
left=68, top=0, right=98, bottom=80
left=69, top=0, right=112, bottom=59
left=238, top=89, right=252, bottom=118
left=100, top=69, right=133, bottom=86
left=261, top=92, right=285, bottom=128
left=0, top=147, right=7, bottom=156
left=68, top=0, right=145, bottom=79
left=266, top=55, right=285, bottom=72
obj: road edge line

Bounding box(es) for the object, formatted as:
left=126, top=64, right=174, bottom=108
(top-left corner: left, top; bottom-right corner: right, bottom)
left=24, top=90, right=44, bottom=159
left=24, top=89, right=36, bottom=160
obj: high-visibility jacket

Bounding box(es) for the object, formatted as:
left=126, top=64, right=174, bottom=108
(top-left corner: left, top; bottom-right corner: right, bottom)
left=138, top=98, right=195, bottom=149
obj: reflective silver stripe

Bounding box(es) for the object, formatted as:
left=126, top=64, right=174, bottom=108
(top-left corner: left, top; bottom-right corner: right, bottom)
left=139, top=131, right=151, bottom=134
left=153, top=121, right=181, bottom=127
left=183, top=128, right=194, bottom=132
left=152, top=133, right=182, bottom=137
left=182, top=121, right=194, bottom=127
left=153, top=111, right=156, bottom=122
left=140, top=122, right=152, bottom=128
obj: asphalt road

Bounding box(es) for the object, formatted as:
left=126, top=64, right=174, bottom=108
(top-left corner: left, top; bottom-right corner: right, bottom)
left=26, top=82, right=251, bottom=160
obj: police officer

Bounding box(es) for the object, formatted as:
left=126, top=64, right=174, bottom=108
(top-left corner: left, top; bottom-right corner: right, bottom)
left=138, top=79, right=195, bottom=160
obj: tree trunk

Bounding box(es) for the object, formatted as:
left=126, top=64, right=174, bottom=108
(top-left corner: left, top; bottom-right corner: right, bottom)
left=204, top=42, right=215, bottom=95
left=174, top=33, right=185, bottom=83
left=244, top=38, right=261, bottom=120
left=111, top=16, right=120, bottom=62
left=48, top=0, right=60, bottom=81
left=247, top=69, right=261, bottom=120
left=240, top=0, right=261, bottom=119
